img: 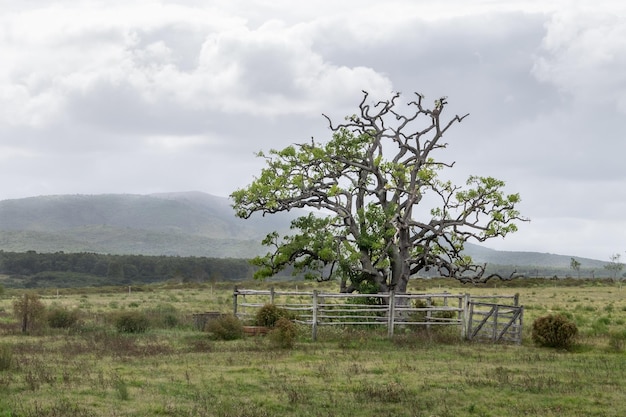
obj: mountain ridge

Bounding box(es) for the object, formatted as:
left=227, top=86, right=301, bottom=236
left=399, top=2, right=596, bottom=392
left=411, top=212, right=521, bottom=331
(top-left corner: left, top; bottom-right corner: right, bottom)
left=0, top=192, right=608, bottom=270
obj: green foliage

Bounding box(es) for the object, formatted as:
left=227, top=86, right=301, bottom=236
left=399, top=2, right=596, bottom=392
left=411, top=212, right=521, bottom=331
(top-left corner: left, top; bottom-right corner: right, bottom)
left=144, top=303, right=180, bottom=329
left=205, top=314, right=244, bottom=341
left=605, top=253, right=623, bottom=280
left=255, top=304, right=289, bottom=328
left=114, top=311, right=150, bottom=334
left=0, top=344, right=12, bottom=371
left=269, top=317, right=297, bottom=349
left=608, top=329, right=626, bottom=353
left=113, top=375, right=130, bottom=401
left=408, top=299, right=456, bottom=327
left=13, top=293, right=46, bottom=334
left=531, top=314, right=578, bottom=349
left=0, top=251, right=254, bottom=288
left=47, top=305, right=80, bottom=329
left=231, top=91, right=526, bottom=292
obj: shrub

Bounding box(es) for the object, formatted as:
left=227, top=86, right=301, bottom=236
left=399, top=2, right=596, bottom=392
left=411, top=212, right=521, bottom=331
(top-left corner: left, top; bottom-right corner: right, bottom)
left=0, top=344, right=12, bottom=371
left=47, top=306, right=81, bottom=329
left=13, top=293, right=46, bottom=334
left=144, top=303, right=180, bottom=329
left=608, top=329, right=626, bottom=353
left=255, top=304, right=289, bottom=328
left=531, top=314, right=578, bottom=349
left=114, top=311, right=150, bottom=333
left=206, top=314, right=244, bottom=340
left=408, top=298, right=455, bottom=327
left=269, top=317, right=297, bottom=349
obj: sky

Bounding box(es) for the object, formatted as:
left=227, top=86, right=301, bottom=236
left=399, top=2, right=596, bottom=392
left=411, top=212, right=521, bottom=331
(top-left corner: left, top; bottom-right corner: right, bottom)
left=1, top=0, right=625, bottom=261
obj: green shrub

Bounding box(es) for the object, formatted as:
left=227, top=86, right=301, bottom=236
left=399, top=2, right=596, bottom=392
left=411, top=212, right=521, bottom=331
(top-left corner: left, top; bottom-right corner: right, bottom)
left=144, top=303, right=180, bottom=329
left=531, top=314, right=578, bottom=349
left=0, top=344, right=12, bottom=371
left=608, top=329, right=626, bottom=353
left=255, top=304, right=289, bottom=328
left=114, top=311, right=150, bottom=333
left=206, top=314, right=244, bottom=340
left=47, top=306, right=81, bottom=329
left=269, top=317, right=297, bottom=349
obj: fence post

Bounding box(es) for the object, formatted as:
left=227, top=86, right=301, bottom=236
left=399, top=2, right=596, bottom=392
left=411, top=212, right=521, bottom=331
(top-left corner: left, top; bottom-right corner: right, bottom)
left=311, top=290, right=318, bottom=341
left=461, top=293, right=470, bottom=339
left=514, top=293, right=519, bottom=306
left=233, top=286, right=238, bottom=317
left=387, top=291, right=395, bottom=339
left=492, top=305, right=499, bottom=341
left=270, top=287, right=275, bottom=304
left=518, top=306, right=524, bottom=345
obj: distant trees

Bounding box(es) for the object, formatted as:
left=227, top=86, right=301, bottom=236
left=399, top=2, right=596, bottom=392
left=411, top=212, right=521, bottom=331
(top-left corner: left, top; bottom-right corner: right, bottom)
left=0, top=251, right=255, bottom=287
left=605, top=253, right=624, bottom=281
left=570, top=258, right=581, bottom=278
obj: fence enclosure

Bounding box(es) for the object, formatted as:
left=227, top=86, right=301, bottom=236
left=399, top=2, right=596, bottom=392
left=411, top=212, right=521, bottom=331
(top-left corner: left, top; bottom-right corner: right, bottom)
left=232, top=288, right=523, bottom=343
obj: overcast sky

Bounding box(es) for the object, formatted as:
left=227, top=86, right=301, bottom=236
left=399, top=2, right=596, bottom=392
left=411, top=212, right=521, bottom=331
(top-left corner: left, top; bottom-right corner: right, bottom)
left=1, top=1, right=625, bottom=261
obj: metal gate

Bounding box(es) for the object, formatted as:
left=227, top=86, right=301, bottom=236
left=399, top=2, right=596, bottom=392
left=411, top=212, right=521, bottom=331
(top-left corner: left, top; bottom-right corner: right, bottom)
left=467, top=302, right=523, bottom=344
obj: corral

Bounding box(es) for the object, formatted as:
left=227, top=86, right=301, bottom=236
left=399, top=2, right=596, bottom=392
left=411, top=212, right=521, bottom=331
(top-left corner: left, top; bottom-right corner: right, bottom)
left=233, top=287, right=523, bottom=343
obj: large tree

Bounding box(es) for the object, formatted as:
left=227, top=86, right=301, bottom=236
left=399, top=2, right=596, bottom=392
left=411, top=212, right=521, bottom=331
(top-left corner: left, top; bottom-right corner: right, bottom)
left=231, top=91, right=526, bottom=293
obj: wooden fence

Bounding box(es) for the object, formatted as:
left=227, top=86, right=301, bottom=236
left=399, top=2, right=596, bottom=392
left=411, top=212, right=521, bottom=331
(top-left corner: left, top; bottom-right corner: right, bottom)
left=466, top=301, right=524, bottom=343
left=232, top=287, right=522, bottom=343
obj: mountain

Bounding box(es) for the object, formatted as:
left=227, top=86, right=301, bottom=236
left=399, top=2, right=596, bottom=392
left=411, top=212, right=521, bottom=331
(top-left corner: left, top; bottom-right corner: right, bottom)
left=0, top=192, right=302, bottom=258
left=461, top=242, right=607, bottom=271
left=0, top=192, right=607, bottom=270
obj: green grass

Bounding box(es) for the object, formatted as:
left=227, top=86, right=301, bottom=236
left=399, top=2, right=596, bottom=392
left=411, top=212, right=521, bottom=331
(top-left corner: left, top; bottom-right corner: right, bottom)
left=0, top=279, right=625, bottom=416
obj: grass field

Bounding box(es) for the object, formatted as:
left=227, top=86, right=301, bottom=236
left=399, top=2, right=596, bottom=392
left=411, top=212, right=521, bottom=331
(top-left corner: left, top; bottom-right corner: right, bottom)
left=0, top=279, right=625, bottom=416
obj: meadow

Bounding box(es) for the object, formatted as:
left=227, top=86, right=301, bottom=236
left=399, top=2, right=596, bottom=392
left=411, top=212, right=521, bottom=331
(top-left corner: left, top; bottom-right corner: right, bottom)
left=0, top=278, right=625, bottom=417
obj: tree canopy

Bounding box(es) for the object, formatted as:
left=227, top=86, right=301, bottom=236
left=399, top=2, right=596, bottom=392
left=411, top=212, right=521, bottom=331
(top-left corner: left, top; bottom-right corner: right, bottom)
left=231, top=91, right=527, bottom=293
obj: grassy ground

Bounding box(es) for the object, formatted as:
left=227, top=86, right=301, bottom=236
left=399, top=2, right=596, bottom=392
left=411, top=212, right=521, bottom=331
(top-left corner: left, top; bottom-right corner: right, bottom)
left=0, top=279, right=625, bottom=416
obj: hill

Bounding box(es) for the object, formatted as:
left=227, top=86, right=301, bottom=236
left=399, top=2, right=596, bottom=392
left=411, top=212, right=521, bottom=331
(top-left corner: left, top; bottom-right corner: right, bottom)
left=0, top=192, right=301, bottom=258
left=0, top=192, right=608, bottom=272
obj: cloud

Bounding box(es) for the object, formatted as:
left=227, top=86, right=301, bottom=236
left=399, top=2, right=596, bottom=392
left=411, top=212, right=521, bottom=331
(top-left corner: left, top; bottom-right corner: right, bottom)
left=0, top=1, right=625, bottom=260
left=532, top=9, right=626, bottom=112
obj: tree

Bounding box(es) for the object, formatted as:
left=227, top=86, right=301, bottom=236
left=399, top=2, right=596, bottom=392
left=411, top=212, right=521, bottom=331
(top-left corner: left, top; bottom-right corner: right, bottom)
left=605, top=253, right=623, bottom=280
left=570, top=258, right=581, bottom=278
left=13, top=292, right=46, bottom=333
left=231, top=91, right=526, bottom=294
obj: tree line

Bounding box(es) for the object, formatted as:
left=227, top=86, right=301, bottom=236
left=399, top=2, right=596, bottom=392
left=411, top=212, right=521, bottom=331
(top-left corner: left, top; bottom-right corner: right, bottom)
left=0, top=251, right=255, bottom=288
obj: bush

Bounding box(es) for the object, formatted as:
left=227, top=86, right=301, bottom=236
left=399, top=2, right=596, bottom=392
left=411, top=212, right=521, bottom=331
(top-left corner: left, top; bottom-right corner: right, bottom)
left=608, top=329, right=626, bottom=353
left=114, top=311, right=150, bottom=334
left=255, top=304, right=290, bottom=328
left=0, top=344, right=12, bottom=371
left=408, top=298, right=455, bottom=327
left=47, top=306, right=81, bottom=329
left=13, top=293, right=46, bottom=334
left=531, top=314, right=578, bottom=349
left=206, top=314, right=244, bottom=340
left=144, top=303, right=180, bottom=329
left=269, top=317, right=297, bottom=349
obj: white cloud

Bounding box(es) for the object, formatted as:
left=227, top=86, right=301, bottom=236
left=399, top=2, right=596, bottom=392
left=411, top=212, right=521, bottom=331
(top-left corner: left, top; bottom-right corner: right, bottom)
left=0, top=0, right=625, bottom=260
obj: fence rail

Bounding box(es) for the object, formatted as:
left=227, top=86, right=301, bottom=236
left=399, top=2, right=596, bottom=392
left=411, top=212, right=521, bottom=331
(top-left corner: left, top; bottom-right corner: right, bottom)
left=232, top=287, right=522, bottom=342
left=467, top=302, right=524, bottom=344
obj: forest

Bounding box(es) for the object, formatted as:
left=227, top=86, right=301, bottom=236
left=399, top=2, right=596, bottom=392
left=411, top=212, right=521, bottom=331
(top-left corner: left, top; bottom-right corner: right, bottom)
left=0, top=251, right=255, bottom=288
